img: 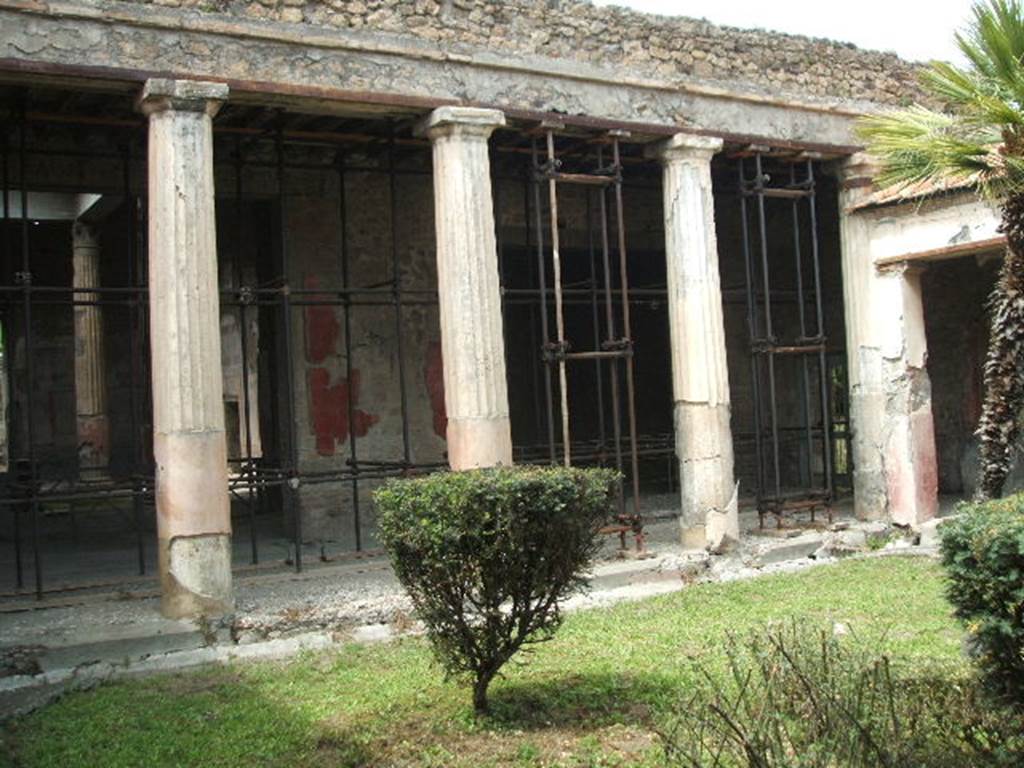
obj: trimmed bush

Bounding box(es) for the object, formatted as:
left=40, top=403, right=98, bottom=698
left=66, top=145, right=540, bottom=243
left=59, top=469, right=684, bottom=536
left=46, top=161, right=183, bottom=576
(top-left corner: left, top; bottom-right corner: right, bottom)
left=374, top=465, right=617, bottom=713
left=940, top=493, right=1024, bottom=701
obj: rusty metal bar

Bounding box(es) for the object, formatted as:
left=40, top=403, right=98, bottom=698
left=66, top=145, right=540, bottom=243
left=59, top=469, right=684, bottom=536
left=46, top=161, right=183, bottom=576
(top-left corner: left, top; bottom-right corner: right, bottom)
left=596, top=145, right=627, bottom=520
left=388, top=131, right=413, bottom=472
left=611, top=136, right=643, bottom=536
left=275, top=125, right=302, bottom=573
left=530, top=138, right=557, bottom=463
left=545, top=129, right=572, bottom=467
left=738, top=151, right=836, bottom=527
left=234, top=137, right=259, bottom=566
left=805, top=158, right=835, bottom=500
left=337, top=152, right=363, bottom=552
left=585, top=191, right=607, bottom=463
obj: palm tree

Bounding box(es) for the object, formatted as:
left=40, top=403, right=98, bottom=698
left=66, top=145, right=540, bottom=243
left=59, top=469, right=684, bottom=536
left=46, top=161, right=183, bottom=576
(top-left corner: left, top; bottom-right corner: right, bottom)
left=859, top=0, right=1024, bottom=500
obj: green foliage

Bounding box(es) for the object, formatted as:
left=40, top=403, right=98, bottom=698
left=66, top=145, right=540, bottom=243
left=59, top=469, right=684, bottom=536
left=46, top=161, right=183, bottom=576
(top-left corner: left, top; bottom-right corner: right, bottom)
left=858, top=0, right=1024, bottom=200
left=374, top=465, right=617, bottom=713
left=940, top=493, right=1024, bottom=700
left=661, top=622, right=1024, bottom=768
left=3, top=558, right=973, bottom=766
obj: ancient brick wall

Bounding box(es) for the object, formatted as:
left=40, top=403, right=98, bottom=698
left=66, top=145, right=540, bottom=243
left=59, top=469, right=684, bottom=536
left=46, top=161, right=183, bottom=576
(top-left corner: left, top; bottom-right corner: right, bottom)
left=112, top=0, right=923, bottom=106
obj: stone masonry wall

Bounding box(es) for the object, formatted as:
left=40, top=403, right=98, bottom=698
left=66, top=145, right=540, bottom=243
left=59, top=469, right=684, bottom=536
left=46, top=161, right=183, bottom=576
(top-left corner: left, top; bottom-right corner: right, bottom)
left=113, top=0, right=923, bottom=106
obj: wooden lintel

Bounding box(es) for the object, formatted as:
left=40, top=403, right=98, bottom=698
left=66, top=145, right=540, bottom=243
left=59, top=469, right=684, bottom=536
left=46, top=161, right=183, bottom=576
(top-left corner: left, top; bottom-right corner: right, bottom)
left=875, top=235, right=1006, bottom=271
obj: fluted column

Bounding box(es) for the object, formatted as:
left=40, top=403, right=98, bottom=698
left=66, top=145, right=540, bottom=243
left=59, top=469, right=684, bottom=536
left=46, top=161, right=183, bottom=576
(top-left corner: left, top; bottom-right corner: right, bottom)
left=649, top=134, right=737, bottom=551
left=138, top=79, right=232, bottom=618
left=417, top=107, right=512, bottom=470
left=72, top=221, right=109, bottom=474
left=839, top=154, right=937, bottom=526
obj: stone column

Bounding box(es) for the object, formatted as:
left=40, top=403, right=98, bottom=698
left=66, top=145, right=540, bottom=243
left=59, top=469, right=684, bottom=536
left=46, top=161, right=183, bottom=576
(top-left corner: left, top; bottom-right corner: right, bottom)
left=839, top=155, right=938, bottom=526
left=417, top=106, right=513, bottom=470
left=648, top=134, right=737, bottom=551
left=138, top=79, right=232, bottom=618
left=72, top=221, right=110, bottom=474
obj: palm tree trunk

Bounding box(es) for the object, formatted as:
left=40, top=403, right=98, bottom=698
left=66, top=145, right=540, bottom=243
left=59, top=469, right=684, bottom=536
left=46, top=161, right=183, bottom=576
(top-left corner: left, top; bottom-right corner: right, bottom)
left=977, top=193, right=1024, bottom=500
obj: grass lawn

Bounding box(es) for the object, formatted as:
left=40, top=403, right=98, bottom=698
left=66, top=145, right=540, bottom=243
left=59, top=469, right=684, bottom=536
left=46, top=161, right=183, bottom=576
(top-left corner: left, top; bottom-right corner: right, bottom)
left=1, top=556, right=965, bottom=767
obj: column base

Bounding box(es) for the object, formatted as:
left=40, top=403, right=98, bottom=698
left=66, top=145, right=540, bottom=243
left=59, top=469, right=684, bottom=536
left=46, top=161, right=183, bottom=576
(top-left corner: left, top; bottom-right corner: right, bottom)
left=447, top=416, right=513, bottom=471
left=680, top=524, right=706, bottom=550
left=158, top=533, right=233, bottom=619
left=679, top=492, right=740, bottom=554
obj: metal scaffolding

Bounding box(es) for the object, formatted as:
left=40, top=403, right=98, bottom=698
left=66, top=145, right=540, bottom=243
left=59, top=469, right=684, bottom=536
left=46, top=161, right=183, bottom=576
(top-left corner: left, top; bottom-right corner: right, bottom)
left=736, top=151, right=835, bottom=526
left=2, top=83, right=855, bottom=598
left=509, top=125, right=647, bottom=550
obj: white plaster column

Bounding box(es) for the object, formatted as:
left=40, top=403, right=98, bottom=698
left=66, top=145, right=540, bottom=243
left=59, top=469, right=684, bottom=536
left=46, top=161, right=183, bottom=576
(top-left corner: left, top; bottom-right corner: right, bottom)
left=648, top=134, right=737, bottom=551
left=138, top=79, right=233, bottom=618
left=72, top=221, right=110, bottom=474
left=839, top=155, right=938, bottom=526
left=417, top=106, right=512, bottom=470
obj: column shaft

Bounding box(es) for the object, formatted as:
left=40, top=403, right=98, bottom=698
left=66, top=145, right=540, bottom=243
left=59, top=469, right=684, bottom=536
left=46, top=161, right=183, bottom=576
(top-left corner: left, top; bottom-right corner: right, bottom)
left=649, top=134, right=737, bottom=550
left=72, top=221, right=109, bottom=472
left=419, top=107, right=512, bottom=470
left=138, top=79, right=232, bottom=618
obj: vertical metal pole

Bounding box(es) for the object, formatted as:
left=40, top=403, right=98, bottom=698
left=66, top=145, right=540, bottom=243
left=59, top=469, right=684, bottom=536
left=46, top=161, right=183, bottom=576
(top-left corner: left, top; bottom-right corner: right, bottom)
left=389, top=135, right=413, bottom=471
left=545, top=130, right=571, bottom=467
left=586, top=189, right=607, bottom=462
left=597, top=146, right=626, bottom=518
left=806, top=159, right=834, bottom=498
left=524, top=173, right=544, bottom=447
left=738, top=158, right=766, bottom=519
left=791, top=162, right=815, bottom=489
left=276, top=126, right=302, bottom=572
left=234, top=138, right=258, bottom=565
left=337, top=153, right=362, bottom=551
left=123, top=144, right=145, bottom=576
left=1, top=125, right=21, bottom=589
left=610, top=138, right=642, bottom=523
left=754, top=153, right=782, bottom=507
left=531, top=139, right=557, bottom=463
left=18, top=100, right=41, bottom=598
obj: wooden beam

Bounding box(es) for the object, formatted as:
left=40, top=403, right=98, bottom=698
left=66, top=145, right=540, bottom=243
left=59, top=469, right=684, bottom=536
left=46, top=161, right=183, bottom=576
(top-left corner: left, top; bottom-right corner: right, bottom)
left=875, top=235, right=1006, bottom=271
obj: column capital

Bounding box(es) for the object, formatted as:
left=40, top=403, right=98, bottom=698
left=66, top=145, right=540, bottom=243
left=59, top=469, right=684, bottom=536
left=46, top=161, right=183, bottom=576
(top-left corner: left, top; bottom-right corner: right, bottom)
left=837, top=152, right=885, bottom=211
left=136, top=78, right=228, bottom=118
left=415, top=106, right=506, bottom=141
left=837, top=151, right=883, bottom=188
left=646, top=133, right=722, bottom=163
left=72, top=220, right=99, bottom=249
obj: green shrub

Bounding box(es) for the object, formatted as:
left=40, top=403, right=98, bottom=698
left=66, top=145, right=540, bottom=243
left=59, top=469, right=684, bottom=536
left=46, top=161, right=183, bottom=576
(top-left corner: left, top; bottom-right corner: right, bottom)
left=374, top=465, right=617, bottom=713
left=661, top=622, right=1024, bottom=768
left=940, top=493, right=1024, bottom=701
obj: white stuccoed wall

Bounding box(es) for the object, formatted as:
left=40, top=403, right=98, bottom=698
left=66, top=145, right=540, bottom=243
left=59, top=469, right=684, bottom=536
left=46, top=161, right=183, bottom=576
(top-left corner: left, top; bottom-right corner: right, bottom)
left=839, top=155, right=1000, bottom=525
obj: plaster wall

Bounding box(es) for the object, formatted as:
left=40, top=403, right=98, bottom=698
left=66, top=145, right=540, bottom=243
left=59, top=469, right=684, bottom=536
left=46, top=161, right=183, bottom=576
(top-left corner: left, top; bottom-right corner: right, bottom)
left=840, top=188, right=998, bottom=522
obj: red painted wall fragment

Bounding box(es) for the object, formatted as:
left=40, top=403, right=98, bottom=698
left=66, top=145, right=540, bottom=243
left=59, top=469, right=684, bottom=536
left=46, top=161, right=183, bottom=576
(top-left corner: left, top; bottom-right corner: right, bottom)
left=424, top=341, right=447, bottom=439
left=308, top=367, right=379, bottom=456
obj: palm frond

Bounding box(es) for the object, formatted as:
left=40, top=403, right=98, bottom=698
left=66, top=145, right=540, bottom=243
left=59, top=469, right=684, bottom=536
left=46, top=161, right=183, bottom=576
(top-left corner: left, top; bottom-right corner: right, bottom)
left=857, top=106, right=1006, bottom=194
left=956, top=0, right=1024, bottom=100
left=860, top=1, right=1024, bottom=202
left=922, top=62, right=1024, bottom=127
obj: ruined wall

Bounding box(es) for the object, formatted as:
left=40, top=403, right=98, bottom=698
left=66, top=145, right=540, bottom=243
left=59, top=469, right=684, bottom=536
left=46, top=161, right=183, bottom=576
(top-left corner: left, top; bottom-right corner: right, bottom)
left=108, top=0, right=923, bottom=106
left=277, top=152, right=444, bottom=547
left=837, top=181, right=1002, bottom=523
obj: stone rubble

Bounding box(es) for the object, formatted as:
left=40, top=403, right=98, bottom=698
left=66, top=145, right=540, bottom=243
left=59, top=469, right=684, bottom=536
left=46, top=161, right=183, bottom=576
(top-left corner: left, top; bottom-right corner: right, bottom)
left=113, top=0, right=923, bottom=106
